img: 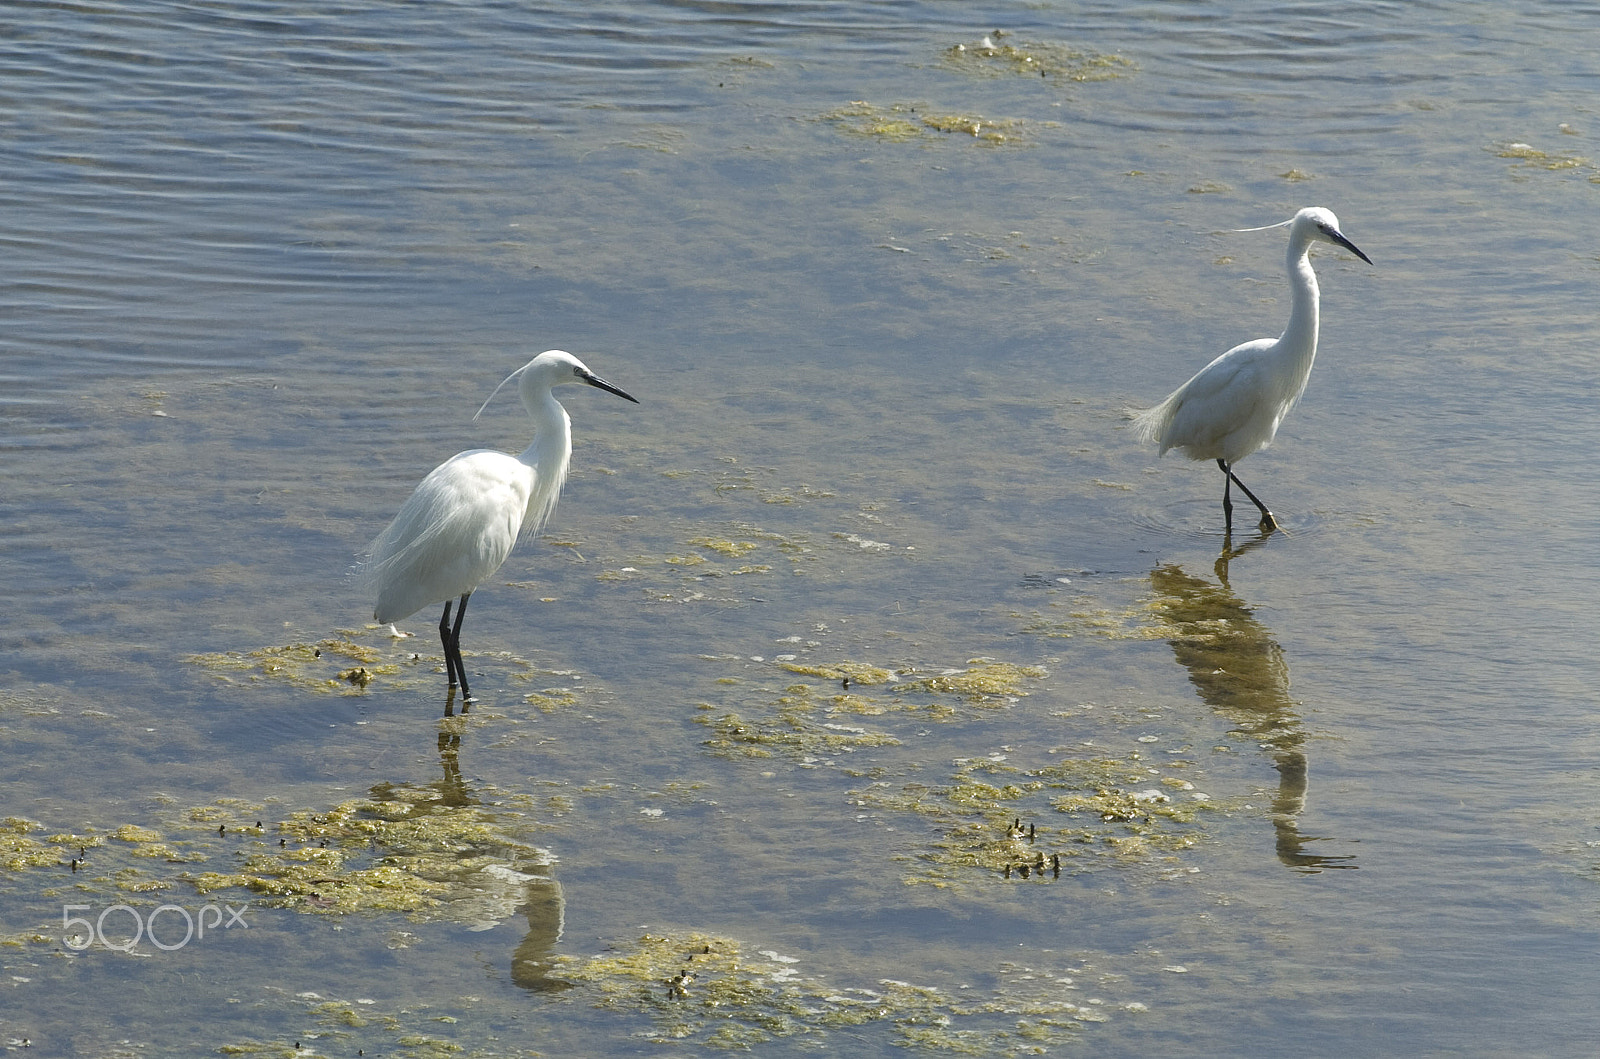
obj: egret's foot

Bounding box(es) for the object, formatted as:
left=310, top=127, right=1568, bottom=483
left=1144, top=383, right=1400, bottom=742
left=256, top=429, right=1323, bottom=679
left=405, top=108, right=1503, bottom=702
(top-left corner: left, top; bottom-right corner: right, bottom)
left=1258, top=512, right=1278, bottom=532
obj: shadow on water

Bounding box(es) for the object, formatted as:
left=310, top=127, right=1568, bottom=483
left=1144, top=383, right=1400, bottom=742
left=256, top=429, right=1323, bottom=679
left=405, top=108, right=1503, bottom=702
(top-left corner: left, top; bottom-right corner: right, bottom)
left=1149, top=532, right=1357, bottom=873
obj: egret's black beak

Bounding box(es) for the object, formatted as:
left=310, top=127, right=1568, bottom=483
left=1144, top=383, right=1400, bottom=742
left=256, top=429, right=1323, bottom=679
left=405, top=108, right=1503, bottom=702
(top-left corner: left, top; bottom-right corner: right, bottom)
left=581, top=370, right=639, bottom=404
left=1327, top=227, right=1372, bottom=265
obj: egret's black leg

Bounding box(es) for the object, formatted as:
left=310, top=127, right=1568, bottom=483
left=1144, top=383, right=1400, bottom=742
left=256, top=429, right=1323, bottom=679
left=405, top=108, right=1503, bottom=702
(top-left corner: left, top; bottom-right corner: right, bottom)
left=437, top=594, right=472, bottom=695
left=1217, top=459, right=1234, bottom=533
left=439, top=601, right=459, bottom=688
left=1219, top=459, right=1277, bottom=531
left=450, top=592, right=472, bottom=700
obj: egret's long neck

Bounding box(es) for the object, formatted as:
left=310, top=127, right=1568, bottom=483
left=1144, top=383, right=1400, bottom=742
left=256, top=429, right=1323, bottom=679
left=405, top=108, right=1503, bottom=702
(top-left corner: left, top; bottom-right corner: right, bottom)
left=1280, top=236, right=1321, bottom=375
left=518, top=390, right=573, bottom=535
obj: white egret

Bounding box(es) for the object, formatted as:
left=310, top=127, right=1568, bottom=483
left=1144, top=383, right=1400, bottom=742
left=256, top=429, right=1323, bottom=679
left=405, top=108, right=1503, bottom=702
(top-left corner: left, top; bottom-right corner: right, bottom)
left=1132, top=206, right=1371, bottom=532
left=364, top=350, right=638, bottom=699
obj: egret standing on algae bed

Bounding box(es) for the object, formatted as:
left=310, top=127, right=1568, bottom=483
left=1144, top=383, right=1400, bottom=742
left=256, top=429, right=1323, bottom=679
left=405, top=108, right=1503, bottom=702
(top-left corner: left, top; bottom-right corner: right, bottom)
left=364, top=350, right=638, bottom=700
left=1132, top=207, right=1371, bottom=532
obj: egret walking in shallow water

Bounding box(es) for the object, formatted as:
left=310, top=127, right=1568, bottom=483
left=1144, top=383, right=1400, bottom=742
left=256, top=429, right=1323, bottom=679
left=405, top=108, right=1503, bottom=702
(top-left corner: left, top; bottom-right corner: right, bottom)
left=364, top=350, right=638, bottom=700
left=1131, top=206, right=1371, bottom=532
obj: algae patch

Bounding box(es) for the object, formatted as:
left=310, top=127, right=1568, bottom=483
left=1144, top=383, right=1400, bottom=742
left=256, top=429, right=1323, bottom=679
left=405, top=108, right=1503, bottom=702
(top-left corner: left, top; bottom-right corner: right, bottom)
left=1, top=818, right=74, bottom=873
left=601, top=512, right=904, bottom=602
left=1496, top=140, right=1589, bottom=170
left=856, top=752, right=1214, bottom=887
left=0, top=787, right=558, bottom=945
left=897, top=659, right=1049, bottom=705
left=1492, top=139, right=1600, bottom=183
left=188, top=635, right=403, bottom=694
left=687, top=536, right=759, bottom=558
left=942, top=32, right=1135, bottom=84
left=1018, top=585, right=1184, bottom=641
left=820, top=101, right=1040, bottom=146
left=187, top=785, right=555, bottom=925
left=190, top=629, right=585, bottom=701
left=776, top=660, right=896, bottom=686
left=700, top=657, right=1048, bottom=762
left=697, top=631, right=1219, bottom=884
left=773, top=657, right=1046, bottom=704
left=553, top=929, right=1145, bottom=1054
left=700, top=682, right=904, bottom=761
left=215, top=986, right=540, bottom=1059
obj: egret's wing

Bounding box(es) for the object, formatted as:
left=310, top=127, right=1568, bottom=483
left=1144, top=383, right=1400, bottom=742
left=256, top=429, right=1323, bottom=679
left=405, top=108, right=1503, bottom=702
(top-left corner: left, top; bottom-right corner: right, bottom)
left=1134, top=339, right=1272, bottom=454
left=1175, top=339, right=1272, bottom=402
left=365, top=450, right=532, bottom=622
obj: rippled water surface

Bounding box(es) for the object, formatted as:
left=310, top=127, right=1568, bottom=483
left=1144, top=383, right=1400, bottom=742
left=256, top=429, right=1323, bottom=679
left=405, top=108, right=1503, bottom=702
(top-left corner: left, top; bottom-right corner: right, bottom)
left=3, top=1, right=1599, bottom=1055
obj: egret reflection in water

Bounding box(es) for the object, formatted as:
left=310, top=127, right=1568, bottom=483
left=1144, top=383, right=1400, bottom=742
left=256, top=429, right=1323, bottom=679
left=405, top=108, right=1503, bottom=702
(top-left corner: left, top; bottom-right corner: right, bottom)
left=1149, top=543, right=1355, bottom=872
left=433, top=724, right=572, bottom=993
left=367, top=729, right=573, bottom=992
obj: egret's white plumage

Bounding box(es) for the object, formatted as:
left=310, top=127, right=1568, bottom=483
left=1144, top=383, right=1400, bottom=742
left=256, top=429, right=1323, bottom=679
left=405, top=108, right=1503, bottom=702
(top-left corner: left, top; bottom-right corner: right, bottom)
left=1132, top=206, right=1371, bottom=531
left=364, top=350, right=638, bottom=698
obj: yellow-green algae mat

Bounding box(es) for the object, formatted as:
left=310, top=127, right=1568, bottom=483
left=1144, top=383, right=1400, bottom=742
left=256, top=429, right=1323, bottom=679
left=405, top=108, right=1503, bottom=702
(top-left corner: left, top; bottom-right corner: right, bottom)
left=1, top=787, right=562, bottom=1055
left=188, top=628, right=455, bottom=696
left=187, top=624, right=590, bottom=704
left=0, top=785, right=561, bottom=926
left=549, top=930, right=1148, bottom=1054
left=202, top=933, right=1153, bottom=1057
left=3, top=791, right=1155, bottom=1057
left=939, top=30, right=1135, bottom=83
left=817, top=31, right=1133, bottom=146
left=115, top=575, right=1241, bottom=1053
left=696, top=651, right=1221, bottom=889
left=819, top=100, right=1045, bottom=146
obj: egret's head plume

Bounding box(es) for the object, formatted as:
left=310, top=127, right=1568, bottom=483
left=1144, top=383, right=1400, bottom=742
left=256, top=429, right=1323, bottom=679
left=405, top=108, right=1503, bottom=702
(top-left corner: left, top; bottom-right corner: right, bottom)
left=473, top=362, right=532, bottom=421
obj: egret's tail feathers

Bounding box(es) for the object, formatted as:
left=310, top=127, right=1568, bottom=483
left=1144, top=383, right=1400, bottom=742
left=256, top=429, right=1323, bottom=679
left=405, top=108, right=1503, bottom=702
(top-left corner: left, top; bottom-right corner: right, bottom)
left=1128, top=395, right=1177, bottom=452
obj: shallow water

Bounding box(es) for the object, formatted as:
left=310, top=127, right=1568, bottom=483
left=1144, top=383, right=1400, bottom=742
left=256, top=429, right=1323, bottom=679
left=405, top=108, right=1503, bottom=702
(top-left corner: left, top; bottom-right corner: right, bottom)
left=3, top=0, right=1599, bottom=1055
